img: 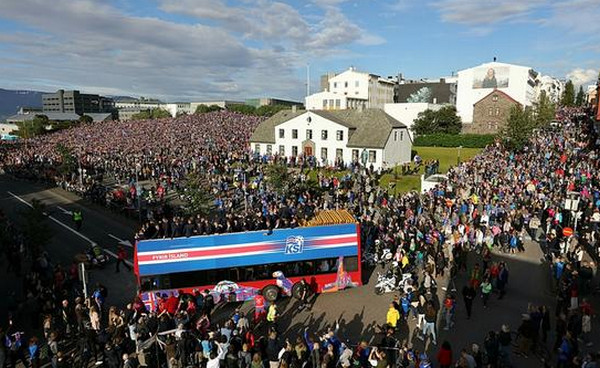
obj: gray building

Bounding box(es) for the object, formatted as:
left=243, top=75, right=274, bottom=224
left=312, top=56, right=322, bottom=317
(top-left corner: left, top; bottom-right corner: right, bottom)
left=42, top=90, right=115, bottom=115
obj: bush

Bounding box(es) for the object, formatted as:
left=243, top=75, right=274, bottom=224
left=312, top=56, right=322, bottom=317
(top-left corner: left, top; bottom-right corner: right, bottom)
left=413, top=133, right=495, bottom=148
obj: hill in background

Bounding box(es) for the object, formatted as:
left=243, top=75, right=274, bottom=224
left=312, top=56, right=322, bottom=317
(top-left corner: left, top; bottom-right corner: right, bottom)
left=0, top=88, right=45, bottom=121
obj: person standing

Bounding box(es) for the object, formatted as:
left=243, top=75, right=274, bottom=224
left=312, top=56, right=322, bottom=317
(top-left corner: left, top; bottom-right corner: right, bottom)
left=72, top=209, right=83, bottom=231
left=115, top=246, right=131, bottom=273
left=254, top=292, right=266, bottom=324
left=386, top=303, right=400, bottom=330
left=496, top=263, right=509, bottom=299
left=267, top=303, right=278, bottom=331
left=436, top=341, right=453, bottom=368
left=421, top=301, right=437, bottom=346
left=480, top=278, right=492, bottom=308
left=462, top=285, right=476, bottom=319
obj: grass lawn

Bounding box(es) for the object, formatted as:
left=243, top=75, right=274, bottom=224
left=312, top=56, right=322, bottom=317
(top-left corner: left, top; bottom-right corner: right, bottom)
left=380, top=146, right=483, bottom=194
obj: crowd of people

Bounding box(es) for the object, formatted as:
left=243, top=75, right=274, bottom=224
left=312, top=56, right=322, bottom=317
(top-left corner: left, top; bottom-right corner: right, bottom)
left=0, top=106, right=599, bottom=368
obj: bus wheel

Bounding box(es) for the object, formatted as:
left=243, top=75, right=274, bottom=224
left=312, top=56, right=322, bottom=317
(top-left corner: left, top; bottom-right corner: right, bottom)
left=291, top=282, right=307, bottom=300
left=263, top=285, right=279, bottom=303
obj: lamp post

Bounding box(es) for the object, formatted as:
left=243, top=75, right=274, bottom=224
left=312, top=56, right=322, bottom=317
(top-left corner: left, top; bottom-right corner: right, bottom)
left=457, top=145, right=462, bottom=165
left=136, top=163, right=142, bottom=224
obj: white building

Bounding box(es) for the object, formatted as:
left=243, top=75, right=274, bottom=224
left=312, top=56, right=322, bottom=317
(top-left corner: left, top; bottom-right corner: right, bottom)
left=249, top=108, right=412, bottom=171
left=305, top=67, right=396, bottom=110
left=384, top=103, right=443, bottom=140
left=161, top=103, right=193, bottom=117
left=456, top=61, right=539, bottom=124
left=536, top=75, right=564, bottom=103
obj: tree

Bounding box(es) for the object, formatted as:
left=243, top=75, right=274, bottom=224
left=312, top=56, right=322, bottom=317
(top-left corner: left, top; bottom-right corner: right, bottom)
left=79, top=114, right=93, bottom=124
left=16, top=114, right=48, bottom=138
left=265, top=164, right=290, bottom=194
left=131, top=108, right=172, bottom=120
left=255, top=105, right=291, bottom=117
left=575, top=85, right=585, bottom=106
left=501, top=105, right=534, bottom=151
left=20, top=198, right=52, bottom=254
left=56, top=143, right=78, bottom=177
left=533, top=90, right=556, bottom=128
left=195, top=104, right=222, bottom=114
left=228, top=104, right=257, bottom=115
left=411, top=105, right=462, bottom=135
left=178, top=171, right=213, bottom=216
left=561, top=80, right=575, bottom=107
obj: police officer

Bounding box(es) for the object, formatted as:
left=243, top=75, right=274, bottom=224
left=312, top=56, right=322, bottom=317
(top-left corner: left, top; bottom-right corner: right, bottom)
left=72, top=209, right=83, bottom=231
left=266, top=303, right=278, bottom=331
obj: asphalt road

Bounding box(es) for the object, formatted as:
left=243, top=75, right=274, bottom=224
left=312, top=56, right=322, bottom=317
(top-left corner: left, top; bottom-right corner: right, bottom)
left=1, top=174, right=599, bottom=367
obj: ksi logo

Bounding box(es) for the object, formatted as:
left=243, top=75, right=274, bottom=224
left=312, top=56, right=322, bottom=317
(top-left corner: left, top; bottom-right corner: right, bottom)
left=285, top=235, right=304, bottom=254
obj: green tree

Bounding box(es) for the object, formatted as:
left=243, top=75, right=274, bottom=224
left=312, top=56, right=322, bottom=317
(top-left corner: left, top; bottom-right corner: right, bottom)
left=56, top=143, right=78, bottom=177
left=533, top=90, right=556, bottom=128
left=228, top=104, right=257, bottom=115
left=131, top=108, right=172, bottom=120
left=178, top=171, right=213, bottom=216
left=561, top=80, right=575, bottom=107
left=411, top=105, right=462, bottom=135
left=501, top=105, right=534, bottom=150
left=575, top=85, right=585, bottom=106
left=20, top=198, right=52, bottom=254
left=194, top=104, right=222, bottom=114
left=265, top=164, right=289, bottom=194
left=16, top=114, right=48, bottom=138
left=256, top=105, right=292, bottom=117
left=79, top=114, right=94, bottom=124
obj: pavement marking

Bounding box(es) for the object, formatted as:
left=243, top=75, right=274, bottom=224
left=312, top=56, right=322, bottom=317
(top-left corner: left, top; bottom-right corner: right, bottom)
left=108, top=233, right=133, bottom=248
left=7, top=191, right=133, bottom=267
left=56, top=205, right=73, bottom=216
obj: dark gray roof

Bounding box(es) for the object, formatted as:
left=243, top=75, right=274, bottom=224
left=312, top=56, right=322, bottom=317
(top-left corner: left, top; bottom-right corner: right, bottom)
left=250, top=108, right=407, bottom=149
left=83, top=113, right=113, bottom=122
left=249, top=109, right=305, bottom=143
left=6, top=112, right=80, bottom=122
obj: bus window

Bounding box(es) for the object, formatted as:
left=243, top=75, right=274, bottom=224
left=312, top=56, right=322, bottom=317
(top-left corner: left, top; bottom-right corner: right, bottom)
left=343, top=256, right=359, bottom=272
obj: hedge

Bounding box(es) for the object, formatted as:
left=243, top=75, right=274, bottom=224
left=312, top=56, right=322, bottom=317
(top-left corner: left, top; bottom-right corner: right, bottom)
left=413, top=133, right=495, bottom=148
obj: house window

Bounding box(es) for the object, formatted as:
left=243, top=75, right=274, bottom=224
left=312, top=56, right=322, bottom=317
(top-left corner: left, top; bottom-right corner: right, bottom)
left=329, top=99, right=334, bottom=108
left=400, top=131, right=404, bottom=140
left=322, top=100, right=327, bottom=109
left=344, top=81, right=348, bottom=88
left=266, top=145, right=272, bottom=154
left=368, top=150, right=376, bottom=163
left=279, top=145, right=285, bottom=155
left=292, top=146, right=298, bottom=156
left=321, top=147, right=328, bottom=160
left=336, top=149, right=343, bottom=159
left=306, top=129, right=313, bottom=140
left=279, top=129, right=285, bottom=138
left=255, top=144, right=260, bottom=152
left=355, top=81, right=359, bottom=87
left=321, top=130, right=328, bottom=140
left=352, top=149, right=359, bottom=161
left=488, top=107, right=493, bottom=116
left=336, top=130, right=344, bottom=141
left=333, top=82, right=337, bottom=88
left=335, top=99, right=341, bottom=109
left=292, top=129, right=298, bottom=139
left=495, top=107, right=500, bottom=116
left=492, top=94, right=498, bottom=102
left=394, top=131, right=398, bottom=141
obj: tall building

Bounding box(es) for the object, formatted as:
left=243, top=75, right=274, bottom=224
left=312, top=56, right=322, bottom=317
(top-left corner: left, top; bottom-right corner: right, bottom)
left=305, top=67, right=396, bottom=110
left=42, top=90, right=114, bottom=115
left=456, top=61, right=539, bottom=124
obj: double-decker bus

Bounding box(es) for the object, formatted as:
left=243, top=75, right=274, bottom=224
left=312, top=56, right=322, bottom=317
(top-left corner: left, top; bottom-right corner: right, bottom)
left=134, top=223, right=362, bottom=310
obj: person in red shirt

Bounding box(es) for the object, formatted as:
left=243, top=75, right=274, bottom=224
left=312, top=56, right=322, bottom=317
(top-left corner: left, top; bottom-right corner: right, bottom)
left=166, top=293, right=179, bottom=315
left=116, top=246, right=131, bottom=273
left=436, top=341, right=453, bottom=368
left=254, top=292, right=266, bottom=324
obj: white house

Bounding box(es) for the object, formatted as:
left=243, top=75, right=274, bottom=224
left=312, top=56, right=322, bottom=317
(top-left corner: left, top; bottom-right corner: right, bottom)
left=249, top=108, right=412, bottom=170
left=305, top=67, right=396, bottom=110
left=384, top=103, right=443, bottom=140
left=456, top=61, right=539, bottom=124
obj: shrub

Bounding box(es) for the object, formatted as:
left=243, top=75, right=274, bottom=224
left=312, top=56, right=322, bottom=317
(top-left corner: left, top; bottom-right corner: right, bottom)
left=413, top=133, right=495, bottom=148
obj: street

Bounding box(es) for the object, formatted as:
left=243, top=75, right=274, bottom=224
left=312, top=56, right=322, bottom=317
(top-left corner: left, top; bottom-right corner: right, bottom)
left=1, top=174, right=599, bottom=367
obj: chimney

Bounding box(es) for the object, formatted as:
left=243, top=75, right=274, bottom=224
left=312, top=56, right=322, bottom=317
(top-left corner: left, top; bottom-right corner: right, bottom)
left=292, top=105, right=297, bottom=113
left=493, top=56, right=497, bottom=62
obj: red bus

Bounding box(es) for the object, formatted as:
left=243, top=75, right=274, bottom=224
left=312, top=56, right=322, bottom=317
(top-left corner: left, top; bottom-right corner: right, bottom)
left=134, top=223, right=362, bottom=310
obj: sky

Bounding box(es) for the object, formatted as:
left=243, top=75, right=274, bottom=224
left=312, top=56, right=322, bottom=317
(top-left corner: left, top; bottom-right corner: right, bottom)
left=0, top=0, right=598, bottom=102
